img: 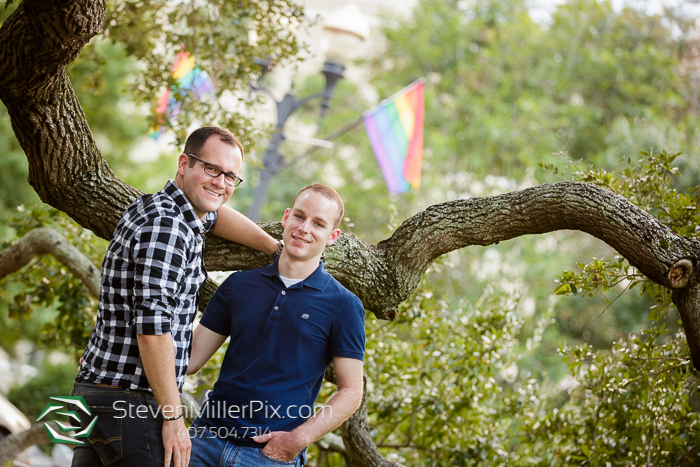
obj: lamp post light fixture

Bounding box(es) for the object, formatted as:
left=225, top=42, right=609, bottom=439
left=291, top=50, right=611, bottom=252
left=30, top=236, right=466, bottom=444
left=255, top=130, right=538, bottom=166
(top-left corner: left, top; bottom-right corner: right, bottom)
left=247, top=4, right=369, bottom=222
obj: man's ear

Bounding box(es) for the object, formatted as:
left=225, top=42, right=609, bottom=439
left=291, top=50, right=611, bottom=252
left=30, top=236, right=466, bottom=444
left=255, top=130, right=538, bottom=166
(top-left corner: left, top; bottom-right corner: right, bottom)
left=176, top=154, right=189, bottom=176
left=326, top=228, right=341, bottom=246
left=281, top=208, right=291, bottom=228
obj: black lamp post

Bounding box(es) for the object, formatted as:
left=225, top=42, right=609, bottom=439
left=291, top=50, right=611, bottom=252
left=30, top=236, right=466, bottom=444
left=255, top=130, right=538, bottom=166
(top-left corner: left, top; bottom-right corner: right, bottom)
left=247, top=4, right=369, bottom=222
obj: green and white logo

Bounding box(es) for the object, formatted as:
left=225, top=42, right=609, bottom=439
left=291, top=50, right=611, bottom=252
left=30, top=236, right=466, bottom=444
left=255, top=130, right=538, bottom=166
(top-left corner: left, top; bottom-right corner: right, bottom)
left=36, top=396, right=97, bottom=445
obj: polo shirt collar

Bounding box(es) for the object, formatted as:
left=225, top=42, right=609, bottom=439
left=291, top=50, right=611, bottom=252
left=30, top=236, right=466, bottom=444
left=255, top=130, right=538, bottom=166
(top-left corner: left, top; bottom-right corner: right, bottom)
left=262, top=258, right=332, bottom=291
left=163, top=180, right=214, bottom=234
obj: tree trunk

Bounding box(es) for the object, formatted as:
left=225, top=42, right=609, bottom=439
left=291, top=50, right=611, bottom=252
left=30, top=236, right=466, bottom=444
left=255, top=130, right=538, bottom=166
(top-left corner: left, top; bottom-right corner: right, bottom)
left=0, top=0, right=140, bottom=241
left=341, top=377, right=404, bottom=467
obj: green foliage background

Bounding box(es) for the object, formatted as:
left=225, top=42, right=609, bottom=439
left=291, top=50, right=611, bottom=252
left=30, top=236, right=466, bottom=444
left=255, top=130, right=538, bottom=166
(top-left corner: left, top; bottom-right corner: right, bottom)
left=2, top=0, right=700, bottom=465
left=6, top=361, right=77, bottom=423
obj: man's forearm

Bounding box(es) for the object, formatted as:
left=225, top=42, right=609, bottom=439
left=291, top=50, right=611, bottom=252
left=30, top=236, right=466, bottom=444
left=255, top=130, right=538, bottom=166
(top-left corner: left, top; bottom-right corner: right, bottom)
left=256, top=355, right=364, bottom=462
left=290, top=386, right=363, bottom=447
left=137, top=333, right=191, bottom=467
left=254, top=385, right=363, bottom=463
left=137, top=334, right=182, bottom=416
left=187, top=325, right=228, bottom=375
left=212, top=205, right=278, bottom=255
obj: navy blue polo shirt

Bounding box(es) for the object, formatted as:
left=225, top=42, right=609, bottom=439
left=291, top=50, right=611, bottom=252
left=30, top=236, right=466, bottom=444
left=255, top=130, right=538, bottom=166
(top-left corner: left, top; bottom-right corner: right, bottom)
left=195, top=259, right=365, bottom=446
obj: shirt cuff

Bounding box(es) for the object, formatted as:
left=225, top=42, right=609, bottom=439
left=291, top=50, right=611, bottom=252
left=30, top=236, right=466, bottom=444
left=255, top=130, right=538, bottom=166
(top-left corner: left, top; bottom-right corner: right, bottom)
left=330, top=350, right=365, bottom=361
left=132, top=312, right=172, bottom=335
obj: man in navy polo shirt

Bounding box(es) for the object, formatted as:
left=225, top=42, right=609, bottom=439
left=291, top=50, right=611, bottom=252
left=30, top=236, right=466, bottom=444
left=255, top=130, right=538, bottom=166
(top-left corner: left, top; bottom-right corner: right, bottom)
left=187, top=184, right=365, bottom=466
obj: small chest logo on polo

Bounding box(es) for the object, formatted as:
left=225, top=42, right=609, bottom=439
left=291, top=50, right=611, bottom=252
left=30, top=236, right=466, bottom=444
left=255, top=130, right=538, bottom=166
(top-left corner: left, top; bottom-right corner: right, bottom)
left=301, top=314, right=310, bottom=320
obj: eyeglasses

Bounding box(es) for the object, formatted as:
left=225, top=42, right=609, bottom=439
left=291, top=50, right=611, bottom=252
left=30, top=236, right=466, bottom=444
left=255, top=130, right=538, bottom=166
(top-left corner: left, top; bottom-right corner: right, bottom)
left=186, top=154, right=243, bottom=188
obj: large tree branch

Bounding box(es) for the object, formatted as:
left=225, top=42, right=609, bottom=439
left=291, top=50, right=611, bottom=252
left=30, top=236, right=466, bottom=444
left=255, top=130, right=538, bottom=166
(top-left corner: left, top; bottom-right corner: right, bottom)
left=203, top=182, right=700, bottom=318
left=0, top=227, right=101, bottom=297
left=384, top=181, right=697, bottom=289
left=210, top=182, right=700, bottom=368
left=0, top=422, right=54, bottom=465
left=0, top=0, right=140, bottom=240
left=0, top=0, right=105, bottom=103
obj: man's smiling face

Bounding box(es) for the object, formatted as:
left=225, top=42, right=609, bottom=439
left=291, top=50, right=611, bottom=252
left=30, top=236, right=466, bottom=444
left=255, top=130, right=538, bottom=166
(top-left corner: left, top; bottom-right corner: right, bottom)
left=281, top=190, right=341, bottom=263
left=177, top=136, right=241, bottom=219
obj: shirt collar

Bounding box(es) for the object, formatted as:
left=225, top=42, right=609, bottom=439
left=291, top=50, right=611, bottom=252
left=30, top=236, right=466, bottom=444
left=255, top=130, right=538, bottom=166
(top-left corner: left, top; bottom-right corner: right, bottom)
left=163, top=180, right=213, bottom=234
left=261, top=258, right=332, bottom=291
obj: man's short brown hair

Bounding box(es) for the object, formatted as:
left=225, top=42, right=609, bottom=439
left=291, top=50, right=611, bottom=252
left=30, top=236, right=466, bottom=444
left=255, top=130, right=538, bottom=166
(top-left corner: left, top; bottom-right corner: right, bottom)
left=183, top=127, right=244, bottom=167
left=292, top=184, right=345, bottom=229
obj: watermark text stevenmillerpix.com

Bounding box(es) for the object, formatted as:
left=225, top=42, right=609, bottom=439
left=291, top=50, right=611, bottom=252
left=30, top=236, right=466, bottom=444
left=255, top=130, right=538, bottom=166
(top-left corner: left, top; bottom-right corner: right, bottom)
left=113, top=400, right=333, bottom=420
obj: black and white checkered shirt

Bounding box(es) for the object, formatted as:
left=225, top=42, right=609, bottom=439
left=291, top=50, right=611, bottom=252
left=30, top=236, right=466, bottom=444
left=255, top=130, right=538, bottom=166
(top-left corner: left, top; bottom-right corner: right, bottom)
left=78, top=181, right=216, bottom=392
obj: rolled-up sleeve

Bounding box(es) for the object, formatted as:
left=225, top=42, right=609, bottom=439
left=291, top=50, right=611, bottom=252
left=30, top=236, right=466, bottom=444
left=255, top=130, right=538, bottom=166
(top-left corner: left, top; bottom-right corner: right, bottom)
left=130, top=217, right=187, bottom=335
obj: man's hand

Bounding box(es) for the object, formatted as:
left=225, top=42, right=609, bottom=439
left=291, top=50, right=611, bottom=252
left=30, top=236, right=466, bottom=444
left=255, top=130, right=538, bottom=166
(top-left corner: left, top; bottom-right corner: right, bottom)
left=253, top=431, right=306, bottom=463
left=162, top=418, right=191, bottom=467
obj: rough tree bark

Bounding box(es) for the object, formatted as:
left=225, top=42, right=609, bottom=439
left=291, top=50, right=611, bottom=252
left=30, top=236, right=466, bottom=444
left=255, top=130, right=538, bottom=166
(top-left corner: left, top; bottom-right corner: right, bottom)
left=0, top=0, right=139, bottom=240
left=3, top=0, right=700, bottom=465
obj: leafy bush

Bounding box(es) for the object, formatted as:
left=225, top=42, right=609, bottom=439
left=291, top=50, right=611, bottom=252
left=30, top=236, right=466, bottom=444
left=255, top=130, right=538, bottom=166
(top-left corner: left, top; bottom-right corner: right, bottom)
left=6, top=361, right=77, bottom=422
left=0, top=204, right=106, bottom=353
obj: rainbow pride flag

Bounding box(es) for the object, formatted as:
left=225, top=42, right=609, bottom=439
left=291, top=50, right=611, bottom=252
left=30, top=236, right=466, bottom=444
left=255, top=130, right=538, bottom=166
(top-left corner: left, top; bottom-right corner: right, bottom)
left=150, top=51, right=216, bottom=138
left=363, top=78, right=425, bottom=194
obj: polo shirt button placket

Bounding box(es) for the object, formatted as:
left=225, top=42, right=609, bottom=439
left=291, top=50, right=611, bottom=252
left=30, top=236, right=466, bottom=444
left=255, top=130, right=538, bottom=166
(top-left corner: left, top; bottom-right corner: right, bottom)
left=267, top=303, right=283, bottom=326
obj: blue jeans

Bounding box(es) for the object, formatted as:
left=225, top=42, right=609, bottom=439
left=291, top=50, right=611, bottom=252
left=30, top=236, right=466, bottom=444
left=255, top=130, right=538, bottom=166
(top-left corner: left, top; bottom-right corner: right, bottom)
left=70, top=381, right=169, bottom=467
left=189, top=425, right=305, bottom=467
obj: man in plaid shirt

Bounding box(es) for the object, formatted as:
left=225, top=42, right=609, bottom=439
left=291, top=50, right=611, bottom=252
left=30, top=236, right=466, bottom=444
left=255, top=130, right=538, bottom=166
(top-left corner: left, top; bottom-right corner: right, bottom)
left=71, top=127, right=281, bottom=467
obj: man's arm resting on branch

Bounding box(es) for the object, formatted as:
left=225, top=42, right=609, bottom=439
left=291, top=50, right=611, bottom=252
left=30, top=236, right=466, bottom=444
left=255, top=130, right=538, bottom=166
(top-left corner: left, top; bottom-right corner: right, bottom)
left=137, top=334, right=191, bottom=467
left=254, top=357, right=364, bottom=462
left=186, top=325, right=227, bottom=375
left=212, top=205, right=279, bottom=255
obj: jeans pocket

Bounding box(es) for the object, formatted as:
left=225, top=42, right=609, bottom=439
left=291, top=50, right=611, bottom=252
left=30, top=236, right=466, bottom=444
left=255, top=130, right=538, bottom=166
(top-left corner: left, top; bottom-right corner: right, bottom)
left=81, top=404, right=123, bottom=465
left=259, top=448, right=297, bottom=465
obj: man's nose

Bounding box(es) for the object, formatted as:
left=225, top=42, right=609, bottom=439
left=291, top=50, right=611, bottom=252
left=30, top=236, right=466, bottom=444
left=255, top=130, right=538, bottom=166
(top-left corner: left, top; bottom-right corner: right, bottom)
left=298, top=219, right=311, bottom=232
left=211, top=173, right=226, bottom=188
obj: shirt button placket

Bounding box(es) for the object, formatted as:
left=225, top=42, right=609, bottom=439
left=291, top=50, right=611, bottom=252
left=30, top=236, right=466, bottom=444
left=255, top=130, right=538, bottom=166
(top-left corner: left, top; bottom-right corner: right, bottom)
left=267, top=290, right=287, bottom=324
left=267, top=301, right=282, bottom=324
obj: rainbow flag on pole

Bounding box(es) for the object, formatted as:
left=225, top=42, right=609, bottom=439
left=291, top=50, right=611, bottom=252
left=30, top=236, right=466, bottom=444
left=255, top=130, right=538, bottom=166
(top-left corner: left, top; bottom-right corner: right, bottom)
left=150, top=51, right=216, bottom=138
left=363, top=78, right=425, bottom=194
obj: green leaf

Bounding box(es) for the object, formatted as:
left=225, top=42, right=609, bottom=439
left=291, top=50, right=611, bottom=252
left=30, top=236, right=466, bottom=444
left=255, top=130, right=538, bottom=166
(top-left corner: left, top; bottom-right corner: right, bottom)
left=581, top=445, right=591, bottom=458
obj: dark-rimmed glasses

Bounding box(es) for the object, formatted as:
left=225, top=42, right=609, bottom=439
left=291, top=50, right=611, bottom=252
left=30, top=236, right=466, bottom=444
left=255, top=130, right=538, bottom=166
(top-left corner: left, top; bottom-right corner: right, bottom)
left=186, top=154, right=243, bottom=187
